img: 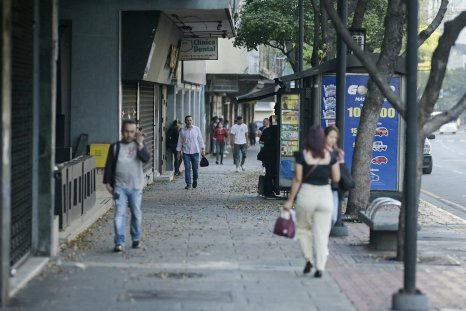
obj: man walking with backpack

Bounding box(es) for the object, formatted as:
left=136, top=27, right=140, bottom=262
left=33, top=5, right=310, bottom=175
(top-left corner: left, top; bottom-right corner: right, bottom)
left=103, top=120, right=150, bottom=252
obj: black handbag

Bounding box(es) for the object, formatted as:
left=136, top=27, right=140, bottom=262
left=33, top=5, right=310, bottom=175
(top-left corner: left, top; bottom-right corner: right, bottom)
left=200, top=156, right=209, bottom=167
left=339, top=163, right=355, bottom=191
left=257, top=149, right=265, bottom=161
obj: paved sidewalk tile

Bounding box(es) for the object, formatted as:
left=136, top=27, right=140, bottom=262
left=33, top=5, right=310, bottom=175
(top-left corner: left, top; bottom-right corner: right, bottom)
left=7, top=145, right=466, bottom=311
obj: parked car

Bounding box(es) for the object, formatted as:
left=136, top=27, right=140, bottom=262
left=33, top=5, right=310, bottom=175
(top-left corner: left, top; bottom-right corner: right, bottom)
left=438, top=121, right=459, bottom=134
left=423, top=137, right=433, bottom=174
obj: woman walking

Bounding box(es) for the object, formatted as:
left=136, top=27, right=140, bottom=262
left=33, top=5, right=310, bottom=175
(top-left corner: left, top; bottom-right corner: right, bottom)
left=283, top=126, right=340, bottom=278
left=324, top=126, right=345, bottom=226
left=213, top=121, right=229, bottom=164
left=166, top=120, right=182, bottom=176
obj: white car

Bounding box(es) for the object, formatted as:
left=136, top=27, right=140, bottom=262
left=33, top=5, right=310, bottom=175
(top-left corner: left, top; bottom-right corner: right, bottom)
left=438, top=121, right=459, bottom=134
left=423, top=138, right=433, bottom=174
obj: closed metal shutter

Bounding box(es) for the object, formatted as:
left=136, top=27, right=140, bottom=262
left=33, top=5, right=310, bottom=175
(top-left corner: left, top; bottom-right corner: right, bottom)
left=138, top=83, right=155, bottom=173
left=122, top=83, right=137, bottom=121
left=10, top=0, right=34, bottom=266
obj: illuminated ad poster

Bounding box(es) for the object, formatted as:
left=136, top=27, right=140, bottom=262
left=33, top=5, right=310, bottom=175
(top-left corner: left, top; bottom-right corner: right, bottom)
left=321, top=74, right=400, bottom=191
left=279, top=93, right=301, bottom=189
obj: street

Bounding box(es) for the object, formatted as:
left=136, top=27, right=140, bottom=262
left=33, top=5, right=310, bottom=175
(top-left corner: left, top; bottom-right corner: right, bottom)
left=422, top=129, right=466, bottom=220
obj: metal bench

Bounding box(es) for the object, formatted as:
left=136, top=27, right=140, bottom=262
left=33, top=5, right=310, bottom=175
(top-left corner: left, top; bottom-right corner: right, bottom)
left=358, top=197, right=401, bottom=250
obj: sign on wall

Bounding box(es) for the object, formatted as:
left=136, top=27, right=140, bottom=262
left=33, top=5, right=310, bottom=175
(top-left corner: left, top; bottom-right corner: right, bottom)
left=179, top=38, right=218, bottom=60
left=321, top=74, right=401, bottom=191
left=278, top=92, right=301, bottom=189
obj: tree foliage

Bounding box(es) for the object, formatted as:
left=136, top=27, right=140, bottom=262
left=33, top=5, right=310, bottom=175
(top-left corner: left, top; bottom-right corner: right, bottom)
left=234, top=0, right=388, bottom=72
left=350, top=0, right=387, bottom=53
left=234, top=0, right=315, bottom=72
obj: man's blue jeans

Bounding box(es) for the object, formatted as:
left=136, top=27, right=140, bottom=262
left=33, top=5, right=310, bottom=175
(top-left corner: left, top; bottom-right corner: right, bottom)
left=183, top=153, right=199, bottom=186
left=233, top=144, right=247, bottom=167
left=113, top=186, right=142, bottom=246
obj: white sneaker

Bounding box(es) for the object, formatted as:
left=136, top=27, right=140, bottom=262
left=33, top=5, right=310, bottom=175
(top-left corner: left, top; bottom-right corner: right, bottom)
left=241, top=166, right=246, bottom=171
left=236, top=167, right=239, bottom=173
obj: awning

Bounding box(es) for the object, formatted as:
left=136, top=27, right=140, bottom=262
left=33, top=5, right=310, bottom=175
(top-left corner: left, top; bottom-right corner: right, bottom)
left=236, top=82, right=279, bottom=103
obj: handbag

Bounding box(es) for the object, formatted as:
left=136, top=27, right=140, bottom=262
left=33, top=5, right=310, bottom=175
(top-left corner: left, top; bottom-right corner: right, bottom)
left=339, top=163, right=355, bottom=191
left=273, top=209, right=296, bottom=239
left=257, top=148, right=265, bottom=161
left=200, top=156, right=209, bottom=167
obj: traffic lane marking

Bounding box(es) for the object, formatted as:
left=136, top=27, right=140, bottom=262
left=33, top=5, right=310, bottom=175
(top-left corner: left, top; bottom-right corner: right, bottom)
left=421, top=189, right=466, bottom=215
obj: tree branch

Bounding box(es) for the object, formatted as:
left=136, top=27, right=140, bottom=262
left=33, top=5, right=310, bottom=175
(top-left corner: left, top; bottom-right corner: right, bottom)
left=400, top=0, right=448, bottom=56
left=423, top=92, right=466, bottom=136
left=266, top=41, right=287, bottom=55
left=419, top=0, right=448, bottom=45
left=320, top=0, right=332, bottom=60
left=351, top=0, right=367, bottom=29
left=322, top=0, right=406, bottom=118
left=419, top=12, right=466, bottom=118
left=311, top=0, right=321, bottom=66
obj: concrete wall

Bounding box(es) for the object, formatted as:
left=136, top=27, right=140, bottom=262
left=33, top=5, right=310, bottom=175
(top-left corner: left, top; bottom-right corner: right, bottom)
left=59, top=1, right=121, bottom=145
left=146, top=13, right=182, bottom=84
left=59, top=0, right=220, bottom=146
left=183, top=61, right=206, bottom=85
left=206, top=39, right=249, bottom=74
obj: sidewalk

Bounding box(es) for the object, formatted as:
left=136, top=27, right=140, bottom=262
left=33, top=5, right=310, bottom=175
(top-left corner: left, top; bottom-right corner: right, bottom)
left=5, top=145, right=466, bottom=311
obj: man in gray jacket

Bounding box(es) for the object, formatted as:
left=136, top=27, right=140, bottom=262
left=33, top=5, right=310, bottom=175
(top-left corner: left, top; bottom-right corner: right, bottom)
left=103, top=120, right=150, bottom=252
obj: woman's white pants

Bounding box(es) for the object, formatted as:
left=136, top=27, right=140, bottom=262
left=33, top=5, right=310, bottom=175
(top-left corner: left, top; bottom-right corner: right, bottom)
left=295, top=183, right=333, bottom=271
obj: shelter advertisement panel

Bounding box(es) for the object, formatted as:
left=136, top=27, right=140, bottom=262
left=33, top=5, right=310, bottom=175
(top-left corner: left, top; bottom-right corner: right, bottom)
left=179, top=38, right=218, bottom=60
left=279, top=92, right=301, bottom=189
left=321, top=74, right=400, bottom=191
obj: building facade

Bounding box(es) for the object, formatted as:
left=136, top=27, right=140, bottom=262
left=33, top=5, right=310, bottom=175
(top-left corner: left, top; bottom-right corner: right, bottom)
left=0, top=0, right=237, bottom=305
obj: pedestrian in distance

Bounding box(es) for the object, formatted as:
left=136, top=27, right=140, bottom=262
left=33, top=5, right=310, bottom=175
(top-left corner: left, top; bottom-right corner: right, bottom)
left=167, top=120, right=182, bottom=176
left=223, top=119, right=230, bottom=154
left=283, top=126, right=340, bottom=278
left=213, top=121, right=229, bottom=165
left=257, top=117, right=270, bottom=139
left=257, top=117, right=270, bottom=173
left=248, top=121, right=258, bottom=146
left=210, top=116, right=219, bottom=155
left=177, top=115, right=206, bottom=190
left=324, top=125, right=345, bottom=226
left=103, top=120, right=150, bottom=252
left=259, top=115, right=279, bottom=199
left=230, top=116, right=249, bottom=172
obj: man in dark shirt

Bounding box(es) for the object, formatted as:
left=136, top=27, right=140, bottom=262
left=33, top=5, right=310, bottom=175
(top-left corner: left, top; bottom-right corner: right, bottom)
left=248, top=122, right=258, bottom=146
left=259, top=116, right=279, bottom=199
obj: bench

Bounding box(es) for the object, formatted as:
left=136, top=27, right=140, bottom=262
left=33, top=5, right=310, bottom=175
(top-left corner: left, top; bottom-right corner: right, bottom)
left=358, top=197, right=401, bottom=251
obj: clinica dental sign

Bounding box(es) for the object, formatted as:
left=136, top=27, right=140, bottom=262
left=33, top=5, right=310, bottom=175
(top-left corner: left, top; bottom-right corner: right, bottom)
left=179, top=38, right=218, bottom=60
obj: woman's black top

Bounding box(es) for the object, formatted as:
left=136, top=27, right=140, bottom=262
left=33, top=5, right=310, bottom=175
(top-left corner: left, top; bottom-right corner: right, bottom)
left=294, top=150, right=337, bottom=185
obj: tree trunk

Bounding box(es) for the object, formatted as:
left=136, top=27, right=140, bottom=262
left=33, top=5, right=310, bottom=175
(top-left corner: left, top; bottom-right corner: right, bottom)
left=311, top=0, right=321, bottom=66
left=346, top=81, right=385, bottom=215
left=351, top=0, right=368, bottom=29
left=320, top=0, right=335, bottom=60
left=346, top=0, right=406, bottom=215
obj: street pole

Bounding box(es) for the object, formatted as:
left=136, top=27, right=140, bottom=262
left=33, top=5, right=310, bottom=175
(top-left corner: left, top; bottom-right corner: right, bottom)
left=298, top=0, right=304, bottom=88
left=392, top=0, right=428, bottom=309
left=0, top=0, right=12, bottom=306
left=330, top=0, right=348, bottom=237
